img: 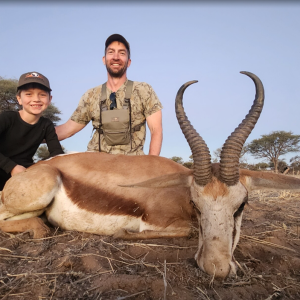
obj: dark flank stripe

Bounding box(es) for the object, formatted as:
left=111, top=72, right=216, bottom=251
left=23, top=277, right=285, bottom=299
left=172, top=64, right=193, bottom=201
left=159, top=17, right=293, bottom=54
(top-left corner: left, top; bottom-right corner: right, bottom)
left=62, top=173, right=145, bottom=217
left=37, top=153, right=194, bottom=228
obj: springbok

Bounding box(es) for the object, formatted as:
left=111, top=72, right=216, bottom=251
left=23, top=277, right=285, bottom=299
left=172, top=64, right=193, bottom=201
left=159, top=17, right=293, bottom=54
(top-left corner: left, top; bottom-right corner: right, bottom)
left=1, top=72, right=299, bottom=279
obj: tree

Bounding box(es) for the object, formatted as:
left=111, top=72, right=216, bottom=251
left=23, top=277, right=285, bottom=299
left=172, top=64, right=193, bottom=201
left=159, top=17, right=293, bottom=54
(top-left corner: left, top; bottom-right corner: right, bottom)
left=290, top=155, right=300, bottom=173
left=183, top=161, right=193, bottom=169
left=34, top=145, right=66, bottom=162
left=0, top=77, right=61, bottom=125
left=290, top=155, right=300, bottom=167
left=34, top=145, right=51, bottom=162
left=255, top=162, right=269, bottom=170
left=170, top=156, right=184, bottom=164
left=169, top=155, right=193, bottom=169
left=42, top=103, right=62, bottom=126
left=212, top=148, right=221, bottom=163
left=212, top=145, right=248, bottom=164
left=183, top=155, right=194, bottom=169
left=269, top=159, right=288, bottom=173
left=247, top=131, right=300, bottom=173
left=0, top=77, right=21, bottom=111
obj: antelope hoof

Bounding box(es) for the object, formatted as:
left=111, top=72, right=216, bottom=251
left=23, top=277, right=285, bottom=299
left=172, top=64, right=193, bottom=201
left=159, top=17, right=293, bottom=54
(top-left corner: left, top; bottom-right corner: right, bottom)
left=31, top=218, right=51, bottom=239
left=113, top=228, right=130, bottom=239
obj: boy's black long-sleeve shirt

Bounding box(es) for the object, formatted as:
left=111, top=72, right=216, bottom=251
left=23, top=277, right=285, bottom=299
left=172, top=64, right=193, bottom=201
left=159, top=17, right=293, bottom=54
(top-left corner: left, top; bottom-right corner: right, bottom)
left=0, top=111, right=64, bottom=174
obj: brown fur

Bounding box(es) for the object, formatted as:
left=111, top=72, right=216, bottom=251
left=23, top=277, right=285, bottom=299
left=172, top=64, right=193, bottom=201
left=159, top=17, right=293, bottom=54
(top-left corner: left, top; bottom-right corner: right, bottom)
left=201, top=164, right=228, bottom=199
left=35, top=153, right=194, bottom=229
left=0, top=217, right=50, bottom=238
left=63, top=174, right=193, bottom=228
left=2, top=165, right=60, bottom=214
left=239, top=169, right=300, bottom=190
left=1, top=152, right=300, bottom=279
left=40, top=153, right=188, bottom=181
left=203, top=177, right=228, bottom=199
left=62, top=173, right=145, bottom=218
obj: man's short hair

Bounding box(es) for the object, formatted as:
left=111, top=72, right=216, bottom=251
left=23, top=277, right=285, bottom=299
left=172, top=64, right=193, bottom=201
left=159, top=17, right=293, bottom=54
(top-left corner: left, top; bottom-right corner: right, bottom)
left=105, top=34, right=130, bottom=58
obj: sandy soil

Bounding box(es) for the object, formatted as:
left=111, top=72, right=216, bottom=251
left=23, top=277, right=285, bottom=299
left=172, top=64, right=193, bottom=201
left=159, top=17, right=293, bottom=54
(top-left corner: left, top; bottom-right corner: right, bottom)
left=0, top=190, right=299, bottom=300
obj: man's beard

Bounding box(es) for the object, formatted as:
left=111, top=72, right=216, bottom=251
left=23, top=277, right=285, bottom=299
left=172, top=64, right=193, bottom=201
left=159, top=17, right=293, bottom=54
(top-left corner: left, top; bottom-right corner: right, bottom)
left=106, top=61, right=128, bottom=78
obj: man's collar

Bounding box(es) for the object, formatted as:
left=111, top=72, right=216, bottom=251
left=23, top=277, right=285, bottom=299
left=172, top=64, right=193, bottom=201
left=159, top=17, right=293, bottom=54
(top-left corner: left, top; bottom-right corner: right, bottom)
left=107, top=78, right=129, bottom=94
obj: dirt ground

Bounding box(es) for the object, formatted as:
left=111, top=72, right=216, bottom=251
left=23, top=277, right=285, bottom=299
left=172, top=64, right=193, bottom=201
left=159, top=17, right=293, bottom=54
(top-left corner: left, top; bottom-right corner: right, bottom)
left=0, top=189, right=299, bottom=300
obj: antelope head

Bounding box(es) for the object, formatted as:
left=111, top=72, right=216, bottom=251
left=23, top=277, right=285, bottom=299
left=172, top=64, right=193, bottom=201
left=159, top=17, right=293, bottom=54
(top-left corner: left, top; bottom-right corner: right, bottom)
left=176, top=71, right=264, bottom=279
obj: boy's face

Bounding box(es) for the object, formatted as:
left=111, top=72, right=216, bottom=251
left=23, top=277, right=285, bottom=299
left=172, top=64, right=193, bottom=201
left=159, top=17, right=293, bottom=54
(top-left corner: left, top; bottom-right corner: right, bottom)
left=17, top=88, right=52, bottom=117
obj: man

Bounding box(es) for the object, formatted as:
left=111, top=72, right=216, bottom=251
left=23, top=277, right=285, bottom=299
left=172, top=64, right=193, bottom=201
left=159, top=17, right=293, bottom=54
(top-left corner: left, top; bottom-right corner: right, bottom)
left=56, top=34, right=163, bottom=155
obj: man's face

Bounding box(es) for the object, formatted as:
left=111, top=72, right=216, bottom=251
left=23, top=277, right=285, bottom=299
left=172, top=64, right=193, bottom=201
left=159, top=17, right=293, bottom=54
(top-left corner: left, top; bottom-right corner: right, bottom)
left=103, top=41, right=131, bottom=78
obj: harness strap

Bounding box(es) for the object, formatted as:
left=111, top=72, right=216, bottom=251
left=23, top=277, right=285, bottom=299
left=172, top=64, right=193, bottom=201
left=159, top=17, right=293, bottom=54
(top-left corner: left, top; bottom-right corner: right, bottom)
left=126, top=81, right=133, bottom=148
left=132, top=121, right=146, bottom=132
left=100, top=80, right=133, bottom=107
left=101, top=82, right=107, bottom=102
left=98, top=83, right=107, bottom=151
left=124, top=80, right=133, bottom=100
left=98, top=80, right=142, bottom=151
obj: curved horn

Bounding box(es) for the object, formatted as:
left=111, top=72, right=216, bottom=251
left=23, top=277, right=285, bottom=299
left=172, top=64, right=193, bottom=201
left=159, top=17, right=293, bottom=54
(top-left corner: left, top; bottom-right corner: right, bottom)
left=220, top=71, right=265, bottom=186
left=175, top=81, right=212, bottom=186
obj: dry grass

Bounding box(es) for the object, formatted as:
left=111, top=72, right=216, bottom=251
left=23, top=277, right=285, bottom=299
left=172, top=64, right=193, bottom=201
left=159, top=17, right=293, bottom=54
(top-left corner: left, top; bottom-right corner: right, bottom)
left=0, top=191, right=300, bottom=299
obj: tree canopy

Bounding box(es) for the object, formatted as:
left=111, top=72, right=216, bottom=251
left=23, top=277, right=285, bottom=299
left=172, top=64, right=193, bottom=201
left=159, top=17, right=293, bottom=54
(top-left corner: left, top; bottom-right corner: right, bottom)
left=290, top=155, right=300, bottom=172
left=170, top=156, right=184, bottom=165
left=0, top=77, right=21, bottom=111
left=169, top=155, right=193, bottom=169
left=212, top=146, right=248, bottom=164
left=290, top=155, right=300, bottom=166
left=247, top=131, right=300, bottom=173
left=34, top=145, right=66, bottom=162
left=42, top=103, right=62, bottom=126
left=0, top=77, right=62, bottom=125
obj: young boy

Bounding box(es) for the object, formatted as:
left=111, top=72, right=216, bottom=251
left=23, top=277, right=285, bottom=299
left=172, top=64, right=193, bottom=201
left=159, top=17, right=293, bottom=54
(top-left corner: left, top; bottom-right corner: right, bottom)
left=0, top=71, right=64, bottom=191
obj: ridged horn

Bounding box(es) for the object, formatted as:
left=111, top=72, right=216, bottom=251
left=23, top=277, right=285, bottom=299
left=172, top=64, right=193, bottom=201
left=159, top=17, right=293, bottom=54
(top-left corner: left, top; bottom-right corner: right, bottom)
left=175, top=81, right=212, bottom=186
left=220, top=71, right=265, bottom=186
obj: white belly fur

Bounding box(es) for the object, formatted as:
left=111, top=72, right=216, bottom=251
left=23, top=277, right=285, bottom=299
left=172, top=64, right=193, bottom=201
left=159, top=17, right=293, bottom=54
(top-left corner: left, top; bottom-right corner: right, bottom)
left=46, top=186, right=141, bottom=235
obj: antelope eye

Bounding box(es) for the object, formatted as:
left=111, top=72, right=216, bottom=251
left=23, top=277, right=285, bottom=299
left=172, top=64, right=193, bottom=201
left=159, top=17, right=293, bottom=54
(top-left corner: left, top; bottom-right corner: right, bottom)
left=191, top=200, right=201, bottom=214
left=233, top=202, right=246, bottom=218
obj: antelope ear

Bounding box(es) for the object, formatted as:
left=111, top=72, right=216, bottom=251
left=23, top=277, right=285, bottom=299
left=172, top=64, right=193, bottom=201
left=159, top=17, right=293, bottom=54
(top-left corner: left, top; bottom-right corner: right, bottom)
left=239, top=169, right=300, bottom=191
left=119, top=171, right=193, bottom=188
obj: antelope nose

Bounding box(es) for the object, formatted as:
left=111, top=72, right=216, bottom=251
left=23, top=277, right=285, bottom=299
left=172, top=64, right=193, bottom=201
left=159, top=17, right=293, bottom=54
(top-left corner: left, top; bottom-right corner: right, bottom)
left=202, top=260, right=231, bottom=280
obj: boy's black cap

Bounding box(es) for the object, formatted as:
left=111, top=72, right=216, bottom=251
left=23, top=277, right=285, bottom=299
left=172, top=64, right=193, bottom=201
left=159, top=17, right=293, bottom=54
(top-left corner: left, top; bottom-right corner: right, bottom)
left=18, top=71, right=52, bottom=91
left=105, top=34, right=130, bottom=57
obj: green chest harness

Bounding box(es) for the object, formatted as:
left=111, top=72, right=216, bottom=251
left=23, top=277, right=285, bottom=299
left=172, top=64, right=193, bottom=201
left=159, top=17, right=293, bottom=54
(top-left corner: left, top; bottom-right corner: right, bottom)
left=98, top=80, right=145, bottom=151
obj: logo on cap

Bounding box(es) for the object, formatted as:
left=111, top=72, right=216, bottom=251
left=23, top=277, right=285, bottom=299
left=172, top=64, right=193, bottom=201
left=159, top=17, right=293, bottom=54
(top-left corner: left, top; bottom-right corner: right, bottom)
left=25, top=72, right=44, bottom=79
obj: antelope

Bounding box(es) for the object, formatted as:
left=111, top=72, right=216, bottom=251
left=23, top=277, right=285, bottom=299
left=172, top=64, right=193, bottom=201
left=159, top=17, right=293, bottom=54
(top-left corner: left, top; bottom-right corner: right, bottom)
left=1, top=72, right=299, bottom=279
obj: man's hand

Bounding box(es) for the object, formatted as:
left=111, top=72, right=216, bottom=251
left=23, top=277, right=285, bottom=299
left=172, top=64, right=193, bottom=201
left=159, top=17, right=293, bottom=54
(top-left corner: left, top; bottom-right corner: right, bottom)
left=11, top=165, right=26, bottom=176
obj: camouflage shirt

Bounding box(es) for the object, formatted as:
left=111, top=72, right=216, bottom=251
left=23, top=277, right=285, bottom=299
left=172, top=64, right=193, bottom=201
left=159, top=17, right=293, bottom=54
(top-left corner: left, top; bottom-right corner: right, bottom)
left=70, top=79, right=162, bottom=155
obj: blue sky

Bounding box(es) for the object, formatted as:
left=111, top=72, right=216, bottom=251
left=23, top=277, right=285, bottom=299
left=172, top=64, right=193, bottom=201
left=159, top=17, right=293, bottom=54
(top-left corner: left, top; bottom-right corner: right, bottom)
left=1, top=1, right=299, bottom=164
